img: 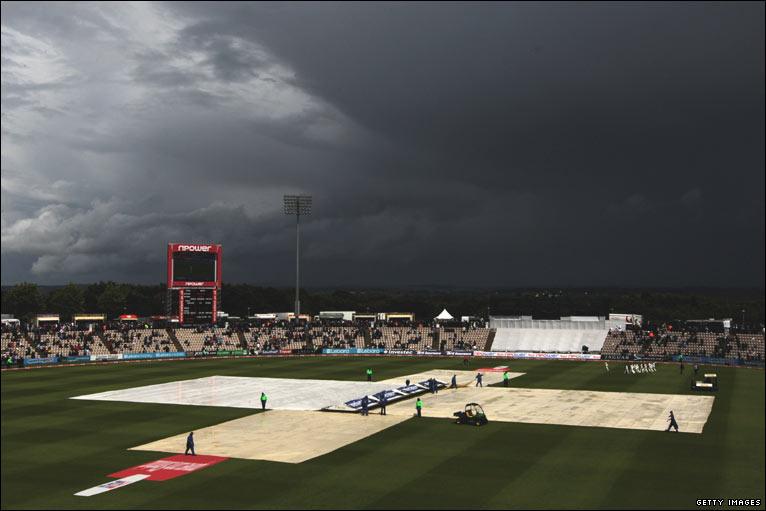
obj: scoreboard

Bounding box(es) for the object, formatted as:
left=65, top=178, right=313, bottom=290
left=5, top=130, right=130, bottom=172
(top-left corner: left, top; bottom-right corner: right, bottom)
left=178, top=288, right=217, bottom=324
left=167, top=243, right=222, bottom=289
left=168, top=243, right=222, bottom=325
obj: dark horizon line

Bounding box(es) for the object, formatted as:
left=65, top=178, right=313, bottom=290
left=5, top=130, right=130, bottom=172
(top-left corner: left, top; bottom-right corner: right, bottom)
left=1, top=282, right=764, bottom=293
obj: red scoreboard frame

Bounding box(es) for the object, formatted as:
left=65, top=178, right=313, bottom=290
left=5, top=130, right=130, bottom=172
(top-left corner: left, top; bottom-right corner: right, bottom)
left=167, top=243, right=222, bottom=324
left=167, top=243, right=222, bottom=289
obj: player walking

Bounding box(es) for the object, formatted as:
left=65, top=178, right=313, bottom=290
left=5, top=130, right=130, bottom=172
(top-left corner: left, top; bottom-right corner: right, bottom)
left=379, top=392, right=387, bottom=415
left=604, top=361, right=610, bottom=373
left=475, top=373, right=483, bottom=387
left=366, top=367, right=373, bottom=382
left=666, top=410, right=679, bottom=432
left=415, top=397, right=423, bottom=417
left=260, top=392, right=268, bottom=411
left=185, top=432, right=195, bottom=456
left=503, top=370, right=510, bottom=387
left=361, top=395, right=369, bottom=416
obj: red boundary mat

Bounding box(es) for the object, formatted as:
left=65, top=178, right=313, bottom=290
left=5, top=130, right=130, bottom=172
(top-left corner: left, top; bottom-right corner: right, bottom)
left=109, top=454, right=228, bottom=481
left=477, top=366, right=509, bottom=372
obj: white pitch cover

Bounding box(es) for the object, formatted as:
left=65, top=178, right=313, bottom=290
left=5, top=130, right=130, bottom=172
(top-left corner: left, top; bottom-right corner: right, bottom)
left=75, top=474, right=149, bottom=497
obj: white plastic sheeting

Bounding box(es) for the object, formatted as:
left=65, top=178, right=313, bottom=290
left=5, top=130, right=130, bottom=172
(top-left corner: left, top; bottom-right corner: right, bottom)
left=490, top=317, right=624, bottom=331
left=72, top=376, right=395, bottom=411
left=491, top=328, right=608, bottom=352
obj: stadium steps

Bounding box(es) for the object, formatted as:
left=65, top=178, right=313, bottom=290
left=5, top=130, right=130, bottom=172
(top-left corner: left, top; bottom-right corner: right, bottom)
left=236, top=331, right=248, bottom=350
left=26, top=332, right=44, bottom=357
left=432, top=329, right=440, bottom=349
left=166, top=329, right=184, bottom=352
left=96, top=333, right=116, bottom=354
left=485, top=329, right=496, bottom=351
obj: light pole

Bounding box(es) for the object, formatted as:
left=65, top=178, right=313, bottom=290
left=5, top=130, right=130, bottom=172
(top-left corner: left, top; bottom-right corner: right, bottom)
left=284, top=195, right=312, bottom=316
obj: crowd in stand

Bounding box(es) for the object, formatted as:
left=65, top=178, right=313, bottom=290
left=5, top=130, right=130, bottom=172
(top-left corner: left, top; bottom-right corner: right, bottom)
left=5, top=316, right=763, bottom=368
left=242, top=322, right=364, bottom=351
left=602, top=328, right=764, bottom=363
left=173, top=320, right=490, bottom=353
left=370, top=325, right=433, bottom=350
left=104, top=323, right=174, bottom=354
left=1, top=322, right=107, bottom=360
left=1, top=324, right=32, bottom=366
left=174, top=325, right=240, bottom=352
left=2, top=319, right=492, bottom=365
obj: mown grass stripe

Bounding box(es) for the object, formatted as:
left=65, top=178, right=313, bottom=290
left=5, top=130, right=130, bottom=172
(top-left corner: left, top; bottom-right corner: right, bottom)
left=2, top=357, right=763, bottom=509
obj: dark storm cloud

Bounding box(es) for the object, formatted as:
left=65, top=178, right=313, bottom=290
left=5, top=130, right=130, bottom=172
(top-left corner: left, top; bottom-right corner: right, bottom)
left=2, top=2, right=764, bottom=287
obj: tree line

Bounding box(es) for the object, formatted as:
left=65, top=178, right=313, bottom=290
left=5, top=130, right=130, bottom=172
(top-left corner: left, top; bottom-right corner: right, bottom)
left=1, top=282, right=763, bottom=327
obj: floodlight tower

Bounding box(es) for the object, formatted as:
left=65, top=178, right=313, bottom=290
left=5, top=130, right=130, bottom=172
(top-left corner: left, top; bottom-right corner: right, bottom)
left=283, top=195, right=312, bottom=316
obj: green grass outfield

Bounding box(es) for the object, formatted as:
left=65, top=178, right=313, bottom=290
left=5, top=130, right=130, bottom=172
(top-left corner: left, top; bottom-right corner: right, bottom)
left=2, top=356, right=764, bottom=510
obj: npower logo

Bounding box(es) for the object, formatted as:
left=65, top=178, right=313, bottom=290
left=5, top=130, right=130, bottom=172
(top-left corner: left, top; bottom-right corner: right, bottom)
left=176, top=245, right=212, bottom=252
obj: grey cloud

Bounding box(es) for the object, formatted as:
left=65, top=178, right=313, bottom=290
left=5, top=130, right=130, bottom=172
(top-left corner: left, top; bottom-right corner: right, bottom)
left=130, top=51, right=208, bottom=89
left=1, top=2, right=763, bottom=288
left=680, top=188, right=702, bottom=209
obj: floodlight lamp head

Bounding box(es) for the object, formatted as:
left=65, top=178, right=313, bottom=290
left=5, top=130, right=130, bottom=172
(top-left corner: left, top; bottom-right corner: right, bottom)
left=283, top=194, right=312, bottom=216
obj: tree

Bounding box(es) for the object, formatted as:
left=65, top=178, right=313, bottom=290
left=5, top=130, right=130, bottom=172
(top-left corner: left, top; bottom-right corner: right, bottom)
left=2, top=283, right=45, bottom=321
left=97, top=283, right=129, bottom=317
left=47, top=283, right=85, bottom=321
left=84, top=282, right=108, bottom=311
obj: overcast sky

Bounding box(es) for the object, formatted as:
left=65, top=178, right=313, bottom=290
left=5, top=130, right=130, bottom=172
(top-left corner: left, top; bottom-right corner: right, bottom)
left=1, top=2, right=764, bottom=288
